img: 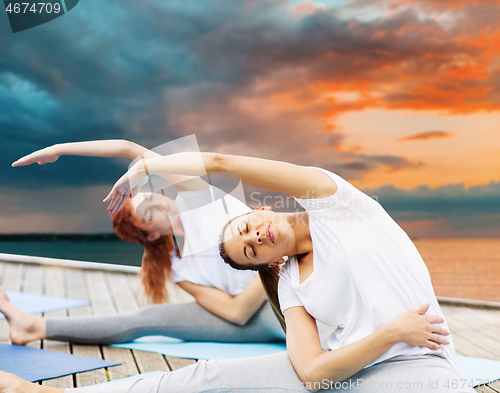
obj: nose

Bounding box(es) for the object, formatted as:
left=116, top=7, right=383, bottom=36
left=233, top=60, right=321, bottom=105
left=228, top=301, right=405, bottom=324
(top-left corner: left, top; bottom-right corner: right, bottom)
left=252, top=229, right=263, bottom=245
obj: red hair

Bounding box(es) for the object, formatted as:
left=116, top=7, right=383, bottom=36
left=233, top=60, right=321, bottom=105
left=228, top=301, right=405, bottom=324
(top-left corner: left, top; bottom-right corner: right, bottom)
left=111, top=198, right=176, bottom=304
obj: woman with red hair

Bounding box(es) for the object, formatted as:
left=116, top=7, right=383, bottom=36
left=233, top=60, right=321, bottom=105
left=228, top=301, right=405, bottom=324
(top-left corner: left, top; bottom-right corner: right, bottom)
left=0, top=139, right=285, bottom=346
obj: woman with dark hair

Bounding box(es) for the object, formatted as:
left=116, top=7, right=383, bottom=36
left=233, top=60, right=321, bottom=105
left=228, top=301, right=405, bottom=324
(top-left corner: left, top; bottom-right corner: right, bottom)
left=0, top=141, right=285, bottom=347
left=0, top=151, right=471, bottom=393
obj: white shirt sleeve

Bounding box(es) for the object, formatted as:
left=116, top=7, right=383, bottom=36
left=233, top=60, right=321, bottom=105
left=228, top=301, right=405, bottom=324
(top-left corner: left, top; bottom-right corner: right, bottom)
left=278, top=260, right=303, bottom=313
left=295, top=167, right=380, bottom=219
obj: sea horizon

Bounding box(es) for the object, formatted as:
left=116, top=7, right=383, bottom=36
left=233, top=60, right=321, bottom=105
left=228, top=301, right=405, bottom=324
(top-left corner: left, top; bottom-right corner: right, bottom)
left=0, top=237, right=499, bottom=304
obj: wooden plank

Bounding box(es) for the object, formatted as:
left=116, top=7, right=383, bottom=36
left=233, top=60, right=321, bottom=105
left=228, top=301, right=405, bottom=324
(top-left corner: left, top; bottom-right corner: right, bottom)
left=85, top=270, right=139, bottom=381
left=23, top=264, right=43, bottom=350
left=101, top=271, right=141, bottom=380
left=85, top=270, right=116, bottom=315
left=487, top=379, right=500, bottom=391
left=101, top=346, right=140, bottom=381
left=66, top=268, right=108, bottom=387
left=453, top=306, right=500, bottom=348
left=127, top=273, right=194, bottom=306
left=132, top=350, right=170, bottom=374
left=1, top=262, right=24, bottom=290
left=41, top=266, right=73, bottom=389
left=442, top=306, right=500, bottom=360
left=106, top=272, right=139, bottom=313
left=474, top=385, right=497, bottom=393
left=165, top=356, right=196, bottom=371
left=127, top=273, right=148, bottom=308
left=106, top=271, right=170, bottom=374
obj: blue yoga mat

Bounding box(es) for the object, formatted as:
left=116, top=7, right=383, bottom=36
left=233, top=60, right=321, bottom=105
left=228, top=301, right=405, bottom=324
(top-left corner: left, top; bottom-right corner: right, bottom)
left=0, top=343, right=120, bottom=382
left=0, top=290, right=89, bottom=319
left=111, top=336, right=287, bottom=360
left=457, top=355, right=500, bottom=387
left=97, top=370, right=167, bottom=385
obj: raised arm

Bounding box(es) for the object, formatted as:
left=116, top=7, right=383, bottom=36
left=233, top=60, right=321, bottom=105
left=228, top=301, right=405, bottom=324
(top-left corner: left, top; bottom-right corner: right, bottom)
left=149, top=153, right=337, bottom=198
left=12, top=140, right=209, bottom=192
left=104, top=152, right=338, bottom=214
left=285, top=304, right=450, bottom=392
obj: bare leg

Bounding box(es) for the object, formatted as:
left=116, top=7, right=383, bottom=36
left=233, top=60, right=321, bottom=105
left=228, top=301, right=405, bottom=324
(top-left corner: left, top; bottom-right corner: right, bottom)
left=0, top=371, right=62, bottom=393
left=0, top=287, right=46, bottom=345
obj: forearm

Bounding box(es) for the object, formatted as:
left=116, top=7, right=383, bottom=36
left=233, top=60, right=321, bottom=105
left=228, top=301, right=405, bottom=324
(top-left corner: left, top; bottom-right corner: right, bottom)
left=143, top=152, right=217, bottom=177
left=53, top=139, right=141, bottom=160
left=230, top=276, right=267, bottom=325
left=142, top=152, right=336, bottom=198
left=304, top=325, right=399, bottom=386
left=54, top=140, right=207, bottom=191
left=178, top=277, right=266, bottom=326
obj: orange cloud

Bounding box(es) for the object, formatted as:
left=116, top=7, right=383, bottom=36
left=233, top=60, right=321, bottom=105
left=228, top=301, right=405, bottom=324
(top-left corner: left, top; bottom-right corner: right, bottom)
left=171, top=0, right=500, bottom=187
left=399, top=131, right=455, bottom=142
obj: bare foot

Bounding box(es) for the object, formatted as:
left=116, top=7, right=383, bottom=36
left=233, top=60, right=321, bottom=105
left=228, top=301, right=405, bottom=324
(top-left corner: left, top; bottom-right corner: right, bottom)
left=0, top=287, right=46, bottom=345
left=0, top=370, right=63, bottom=392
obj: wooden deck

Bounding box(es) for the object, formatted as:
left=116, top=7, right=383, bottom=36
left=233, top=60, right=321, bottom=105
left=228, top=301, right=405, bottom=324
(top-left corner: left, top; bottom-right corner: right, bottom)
left=1, top=260, right=499, bottom=392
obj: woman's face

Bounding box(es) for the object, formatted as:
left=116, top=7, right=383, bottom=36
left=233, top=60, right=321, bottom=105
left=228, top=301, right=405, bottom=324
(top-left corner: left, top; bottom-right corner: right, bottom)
left=222, top=210, right=295, bottom=269
left=130, top=192, right=179, bottom=237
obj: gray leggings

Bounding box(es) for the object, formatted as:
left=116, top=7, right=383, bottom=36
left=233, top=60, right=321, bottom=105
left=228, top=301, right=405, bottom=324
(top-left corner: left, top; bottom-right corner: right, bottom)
left=67, top=351, right=474, bottom=393
left=46, top=301, right=285, bottom=344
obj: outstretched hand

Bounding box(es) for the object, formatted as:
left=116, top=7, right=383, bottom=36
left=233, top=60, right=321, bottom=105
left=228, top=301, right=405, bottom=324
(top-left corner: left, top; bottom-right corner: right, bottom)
left=12, top=146, right=60, bottom=167
left=103, top=161, right=149, bottom=215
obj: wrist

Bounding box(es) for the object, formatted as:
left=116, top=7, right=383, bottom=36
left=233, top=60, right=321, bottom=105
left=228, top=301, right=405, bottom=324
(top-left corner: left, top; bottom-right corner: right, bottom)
left=49, top=143, right=61, bottom=155
left=379, top=321, right=401, bottom=347
left=134, top=159, right=149, bottom=179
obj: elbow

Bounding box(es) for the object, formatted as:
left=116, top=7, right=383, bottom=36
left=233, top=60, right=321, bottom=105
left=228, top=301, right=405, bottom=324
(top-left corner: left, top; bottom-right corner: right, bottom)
left=230, top=309, right=250, bottom=326
left=297, top=366, right=329, bottom=392
left=208, top=152, right=227, bottom=173
left=119, top=139, right=138, bottom=159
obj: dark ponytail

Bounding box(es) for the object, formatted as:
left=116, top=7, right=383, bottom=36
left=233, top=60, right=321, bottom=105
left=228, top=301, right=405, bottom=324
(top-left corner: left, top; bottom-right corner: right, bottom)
left=258, top=266, right=286, bottom=333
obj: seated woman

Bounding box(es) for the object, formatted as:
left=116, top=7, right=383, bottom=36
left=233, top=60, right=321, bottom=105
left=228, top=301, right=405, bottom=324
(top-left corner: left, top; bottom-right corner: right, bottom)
left=0, top=140, right=284, bottom=347
left=0, top=151, right=472, bottom=393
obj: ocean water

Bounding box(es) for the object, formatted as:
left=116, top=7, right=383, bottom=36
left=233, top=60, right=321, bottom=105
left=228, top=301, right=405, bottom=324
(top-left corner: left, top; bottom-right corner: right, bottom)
left=0, top=240, right=144, bottom=267
left=0, top=238, right=499, bottom=302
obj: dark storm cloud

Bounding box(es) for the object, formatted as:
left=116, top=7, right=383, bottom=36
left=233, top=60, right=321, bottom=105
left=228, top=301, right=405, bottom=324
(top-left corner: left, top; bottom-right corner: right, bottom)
left=365, top=181, right=500, bottom=221
left=3, top=0, right=497, bottom=190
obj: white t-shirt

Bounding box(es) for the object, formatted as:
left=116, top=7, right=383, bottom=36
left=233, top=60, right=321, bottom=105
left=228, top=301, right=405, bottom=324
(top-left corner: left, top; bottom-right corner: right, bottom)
left=170, top=186, right=257, bottom=297
left=278, top=168, right=459, bottom=373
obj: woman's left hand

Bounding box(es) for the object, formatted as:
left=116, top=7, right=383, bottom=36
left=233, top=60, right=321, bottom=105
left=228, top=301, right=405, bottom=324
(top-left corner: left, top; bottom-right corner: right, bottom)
left=103, top=160, right=149, bottom=215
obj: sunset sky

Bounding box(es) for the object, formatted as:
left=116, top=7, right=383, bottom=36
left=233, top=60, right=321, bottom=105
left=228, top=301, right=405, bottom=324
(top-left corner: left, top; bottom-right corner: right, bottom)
left=1, top=0, right=499, bottom=237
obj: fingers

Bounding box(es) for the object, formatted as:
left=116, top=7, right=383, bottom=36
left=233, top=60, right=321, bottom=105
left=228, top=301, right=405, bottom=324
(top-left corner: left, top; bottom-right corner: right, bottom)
left=426, top=340, right=445, bottom=351
left=426, top=315, right=445, bottom=324
left=103, top=188, right=116, bottom=203
left=416, top=302, right=430, bottom=315
left=110, top=194, right=128, bottom=215
left=107, top=193, right=124, bottom=215
left=429, top=332, right=450, bottom=345
left=430, top=324, right=450, bottom=336
left=11, top=155, right=33, bottom=167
